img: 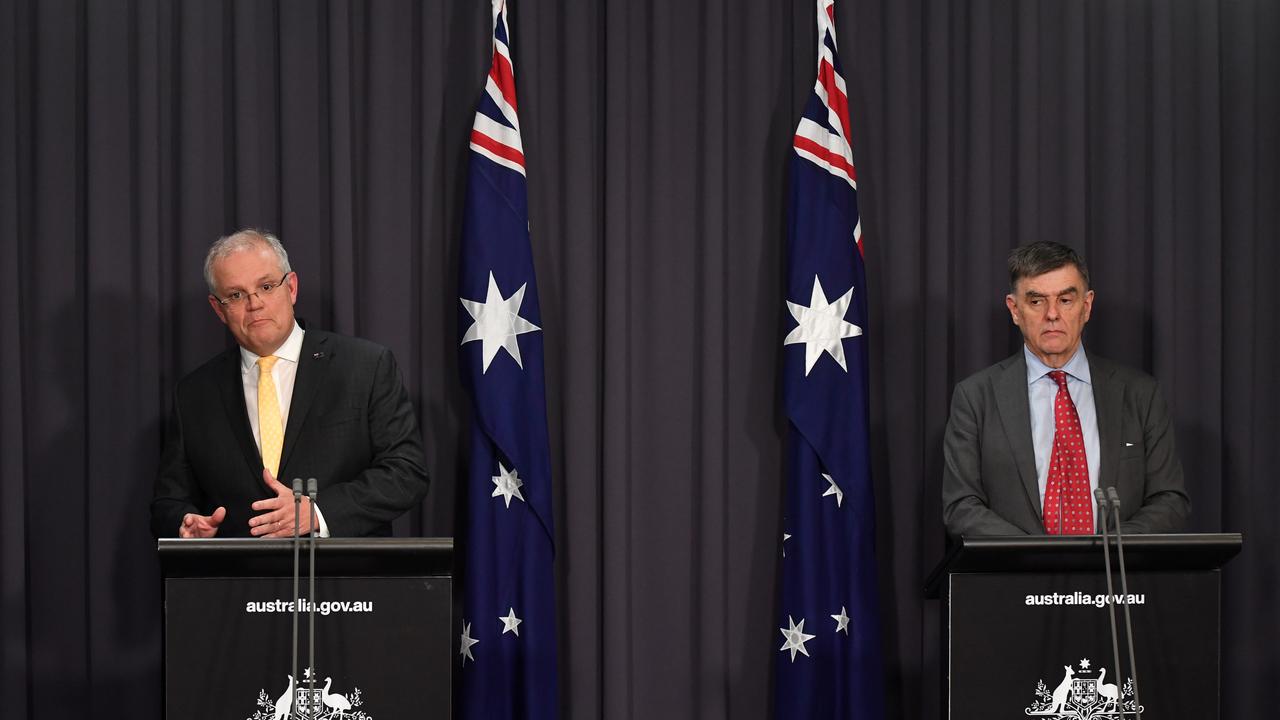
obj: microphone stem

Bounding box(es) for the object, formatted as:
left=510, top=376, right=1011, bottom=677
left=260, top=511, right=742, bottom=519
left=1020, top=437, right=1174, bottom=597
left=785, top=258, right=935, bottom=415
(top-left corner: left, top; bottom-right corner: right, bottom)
left=307, top=479, right=318, bottom=704
left=1111, top=501, right=1141, bottom=718
left=291, top=482, right=302, bottom=698
left=1096, top=491, right=1123, bottom=717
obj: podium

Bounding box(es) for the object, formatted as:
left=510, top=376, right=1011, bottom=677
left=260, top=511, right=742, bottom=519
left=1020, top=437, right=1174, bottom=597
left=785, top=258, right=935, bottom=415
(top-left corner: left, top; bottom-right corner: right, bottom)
left=924, top=533, right=1240, bottom=720
left=159, top=537, right=453, bottom=720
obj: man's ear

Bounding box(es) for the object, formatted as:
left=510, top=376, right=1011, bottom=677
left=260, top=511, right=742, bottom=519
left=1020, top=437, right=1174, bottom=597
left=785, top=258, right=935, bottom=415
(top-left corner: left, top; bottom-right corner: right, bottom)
left=208, top=295, right=230, bottom=325
left=1005, top=294, right=1020, bottom=325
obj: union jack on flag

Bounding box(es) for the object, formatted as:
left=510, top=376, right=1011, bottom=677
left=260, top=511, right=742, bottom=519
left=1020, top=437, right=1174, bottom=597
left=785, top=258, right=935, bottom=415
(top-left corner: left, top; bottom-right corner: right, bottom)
left=777, top=1, right=885, bottom=718
left=468, top=1, right=525, bottom=176
left=457, top=2, right=558, bottom=719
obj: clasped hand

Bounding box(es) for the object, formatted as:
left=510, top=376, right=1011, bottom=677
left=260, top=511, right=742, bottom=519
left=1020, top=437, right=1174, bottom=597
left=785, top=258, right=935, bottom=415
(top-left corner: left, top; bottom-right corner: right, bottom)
left=178, top=468, right=315, bottom=538
left=249, top=469, right=316, bottom=537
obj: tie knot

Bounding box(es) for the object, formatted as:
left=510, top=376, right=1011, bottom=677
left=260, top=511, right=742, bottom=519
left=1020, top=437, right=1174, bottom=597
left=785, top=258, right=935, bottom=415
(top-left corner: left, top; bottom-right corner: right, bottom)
left=258, top=355, right=279, bottom=373
left=1048, top=370, right=1069, bottom=390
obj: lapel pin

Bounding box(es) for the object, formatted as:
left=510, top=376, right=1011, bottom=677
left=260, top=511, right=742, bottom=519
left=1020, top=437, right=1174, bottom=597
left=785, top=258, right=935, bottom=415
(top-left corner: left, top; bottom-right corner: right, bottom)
left=313, top=351, right=326, bottom=359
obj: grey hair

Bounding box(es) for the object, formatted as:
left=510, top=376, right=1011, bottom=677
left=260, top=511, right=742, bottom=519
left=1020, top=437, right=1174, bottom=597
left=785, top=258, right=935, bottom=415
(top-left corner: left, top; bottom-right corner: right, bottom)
left=203, top=229, right=292, bottom=294
left=1007, top=241, right=1090, bottom=293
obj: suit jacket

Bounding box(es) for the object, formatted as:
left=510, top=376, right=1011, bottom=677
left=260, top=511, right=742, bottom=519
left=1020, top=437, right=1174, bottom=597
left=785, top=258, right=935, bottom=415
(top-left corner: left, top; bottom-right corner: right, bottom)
left=151, top=329, right=430, bottom=538
left=942, top=351, right=1190, bottom=537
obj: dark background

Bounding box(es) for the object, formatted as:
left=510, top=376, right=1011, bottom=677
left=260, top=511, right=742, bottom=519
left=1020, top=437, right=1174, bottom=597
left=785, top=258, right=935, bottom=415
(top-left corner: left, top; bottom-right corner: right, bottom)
left=2, top=0, right=1276, bottom=718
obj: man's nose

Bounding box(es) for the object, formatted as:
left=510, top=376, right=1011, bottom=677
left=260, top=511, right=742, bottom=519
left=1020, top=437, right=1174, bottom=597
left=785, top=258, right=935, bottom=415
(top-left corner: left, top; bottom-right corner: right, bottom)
left=245, top=290, right=267, bottom=310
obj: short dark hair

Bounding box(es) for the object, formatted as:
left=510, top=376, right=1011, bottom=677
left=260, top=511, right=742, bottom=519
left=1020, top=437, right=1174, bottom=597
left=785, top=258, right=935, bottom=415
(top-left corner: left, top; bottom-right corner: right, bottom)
left=1007, top=241, right=1090, bottom=292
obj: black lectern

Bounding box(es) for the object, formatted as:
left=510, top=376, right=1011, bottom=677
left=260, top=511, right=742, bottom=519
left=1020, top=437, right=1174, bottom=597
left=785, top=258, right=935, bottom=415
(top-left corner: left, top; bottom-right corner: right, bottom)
left=159, top=537, right=453, bottom=720
left=925, top=534, right=1240, bottom=720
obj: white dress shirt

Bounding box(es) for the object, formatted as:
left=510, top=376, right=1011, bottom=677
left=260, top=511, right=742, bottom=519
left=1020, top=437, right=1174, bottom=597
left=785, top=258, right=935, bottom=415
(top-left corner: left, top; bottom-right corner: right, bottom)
left=1024, top=345, right=1101, bottom=509
left=238, top=322, right=330, bottom=536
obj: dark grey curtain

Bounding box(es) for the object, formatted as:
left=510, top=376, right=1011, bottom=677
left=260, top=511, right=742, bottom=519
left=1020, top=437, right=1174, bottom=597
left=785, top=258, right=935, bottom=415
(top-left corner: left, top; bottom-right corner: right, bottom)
left=1, top=1, right=1275, bottom=718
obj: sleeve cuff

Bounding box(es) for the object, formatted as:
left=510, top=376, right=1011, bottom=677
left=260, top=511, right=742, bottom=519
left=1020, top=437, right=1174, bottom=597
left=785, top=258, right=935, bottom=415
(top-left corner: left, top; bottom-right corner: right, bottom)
left=313, top=503, right=331, bottom=538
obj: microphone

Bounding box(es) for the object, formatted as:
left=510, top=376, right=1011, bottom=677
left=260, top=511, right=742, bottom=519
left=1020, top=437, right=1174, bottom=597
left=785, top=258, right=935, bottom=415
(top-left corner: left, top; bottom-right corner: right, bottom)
left=291, top=478, right=304, bottom=697
left=1095, top=488, right=1124, bottom=714
left=306, top=478, right=319, bottom=703
left=1107, top=486, right=1142, bottom=718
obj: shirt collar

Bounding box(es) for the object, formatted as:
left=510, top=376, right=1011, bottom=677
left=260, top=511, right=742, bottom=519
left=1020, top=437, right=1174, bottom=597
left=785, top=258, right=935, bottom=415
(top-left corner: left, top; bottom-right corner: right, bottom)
left=1023, top=344, right=1091, bottom=386
left=239, top=321, right=305, bottom=373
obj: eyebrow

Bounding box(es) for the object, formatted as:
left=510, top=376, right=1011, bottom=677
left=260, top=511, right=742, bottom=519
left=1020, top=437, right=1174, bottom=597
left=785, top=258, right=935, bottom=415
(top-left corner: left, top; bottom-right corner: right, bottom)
left=1024, top=286, right=1080, bottom=299
left=221, top=274, right=281, bottom=294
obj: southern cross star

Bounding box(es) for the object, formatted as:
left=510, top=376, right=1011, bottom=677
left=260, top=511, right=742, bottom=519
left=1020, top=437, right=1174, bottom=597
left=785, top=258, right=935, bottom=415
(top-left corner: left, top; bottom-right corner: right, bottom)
left=491, top=462, right=526, bottom=508
left=821, top=472, right=844, bottom=507
left=459, top=621, right=479, bottom=665
left=783, top=275, right=863, bottom=375
left=831, top=606, right=851, bottom=634
left=779, top=615, right=816, bottom=662
left=460, top=271, right=541, bottom=373
left=499, top=608, right=523, bottom=636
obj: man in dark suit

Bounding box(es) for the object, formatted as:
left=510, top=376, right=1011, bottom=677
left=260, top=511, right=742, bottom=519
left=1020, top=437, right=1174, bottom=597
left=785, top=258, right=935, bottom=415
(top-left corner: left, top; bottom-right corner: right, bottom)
left=151, top=230, right=429, bottom=538
left=942, top=242, right=1190, bottom=537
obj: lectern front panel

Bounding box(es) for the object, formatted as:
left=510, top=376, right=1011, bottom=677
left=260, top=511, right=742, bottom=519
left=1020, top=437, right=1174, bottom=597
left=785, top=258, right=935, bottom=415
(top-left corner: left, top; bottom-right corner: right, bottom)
left=949, top=570, right=1219, bottom=720
left=165, top=575, right=451, bottom=719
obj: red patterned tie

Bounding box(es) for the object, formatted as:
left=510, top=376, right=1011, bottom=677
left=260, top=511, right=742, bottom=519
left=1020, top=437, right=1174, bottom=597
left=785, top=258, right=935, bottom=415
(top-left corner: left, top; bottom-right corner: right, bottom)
left=1043, top=370, right=1093, bottom=534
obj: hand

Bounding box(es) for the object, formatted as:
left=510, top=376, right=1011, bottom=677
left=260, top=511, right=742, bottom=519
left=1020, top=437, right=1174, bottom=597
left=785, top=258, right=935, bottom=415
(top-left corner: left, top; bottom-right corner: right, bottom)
left=249, top=468, right=314, bottom=537
left=179, top=507, right=226, bottom=538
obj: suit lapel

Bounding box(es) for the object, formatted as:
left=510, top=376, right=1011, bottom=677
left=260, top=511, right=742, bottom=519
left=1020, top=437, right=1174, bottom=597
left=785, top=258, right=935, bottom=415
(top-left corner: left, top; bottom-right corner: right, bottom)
left=215, top=347, right=267, bottom=485
left=1091, top=355, right=1123, bottom=493
left=279, top=331, right=331, bottom=476
left=993, top=353, right=1042, bottom=517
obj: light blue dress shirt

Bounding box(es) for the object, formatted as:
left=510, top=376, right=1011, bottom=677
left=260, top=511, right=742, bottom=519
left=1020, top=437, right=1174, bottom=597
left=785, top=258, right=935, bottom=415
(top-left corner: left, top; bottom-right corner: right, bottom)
left=1025, top=345, right=1100, bottom=509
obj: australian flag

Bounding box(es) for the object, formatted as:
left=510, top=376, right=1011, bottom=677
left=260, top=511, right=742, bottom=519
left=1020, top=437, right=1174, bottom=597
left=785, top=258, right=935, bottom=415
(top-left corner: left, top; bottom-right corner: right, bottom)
left=777, top=1, right=885, bottom=717
left=457, top=2, right=558, bottom=718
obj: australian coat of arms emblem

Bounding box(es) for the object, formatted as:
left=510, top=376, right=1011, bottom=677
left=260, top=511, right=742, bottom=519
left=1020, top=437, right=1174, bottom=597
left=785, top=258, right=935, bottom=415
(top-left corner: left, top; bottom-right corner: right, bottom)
left=1024, top=658, right=1143, bottom=719
left=246, top=667, right=373, bottom=720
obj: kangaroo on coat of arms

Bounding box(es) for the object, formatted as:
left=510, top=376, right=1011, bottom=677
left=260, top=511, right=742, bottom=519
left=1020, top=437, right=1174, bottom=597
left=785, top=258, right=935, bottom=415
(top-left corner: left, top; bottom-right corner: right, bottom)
left=1025, top=658, right=1143, bottom=719
left=246, top=667, right=373, bottom=720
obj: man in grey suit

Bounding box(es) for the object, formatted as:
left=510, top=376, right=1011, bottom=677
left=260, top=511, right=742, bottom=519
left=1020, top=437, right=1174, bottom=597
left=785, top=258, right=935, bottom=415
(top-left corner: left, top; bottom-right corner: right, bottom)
left=151, top=229, right=429, bottom=538
left=942, top=242, right=1190, bottom=537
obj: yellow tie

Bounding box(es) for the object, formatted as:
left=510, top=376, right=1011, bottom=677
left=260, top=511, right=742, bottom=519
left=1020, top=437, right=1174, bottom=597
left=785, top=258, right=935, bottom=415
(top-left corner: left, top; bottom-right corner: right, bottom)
left=257, top=355, right=283, bottom=479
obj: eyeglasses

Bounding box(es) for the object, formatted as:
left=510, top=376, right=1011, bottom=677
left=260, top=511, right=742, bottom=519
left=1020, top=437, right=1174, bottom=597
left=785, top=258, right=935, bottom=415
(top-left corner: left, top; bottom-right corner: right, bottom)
left=214, top=273, right=292, bottom=307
